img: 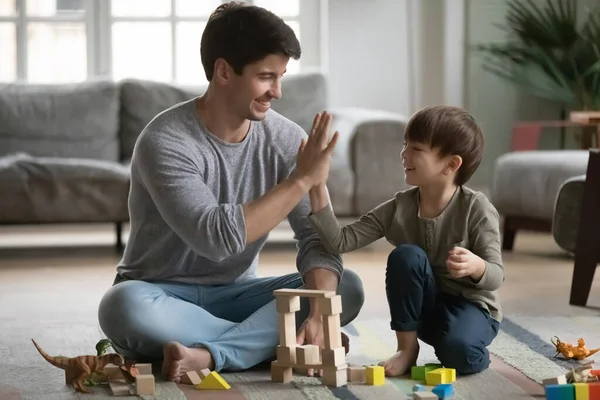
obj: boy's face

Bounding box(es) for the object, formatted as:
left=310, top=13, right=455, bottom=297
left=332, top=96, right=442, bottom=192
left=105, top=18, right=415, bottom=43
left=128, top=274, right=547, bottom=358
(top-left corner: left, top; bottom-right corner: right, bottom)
left=225, top=54, right=289, bottom=121
left=401, top=140, right=459, bottom=187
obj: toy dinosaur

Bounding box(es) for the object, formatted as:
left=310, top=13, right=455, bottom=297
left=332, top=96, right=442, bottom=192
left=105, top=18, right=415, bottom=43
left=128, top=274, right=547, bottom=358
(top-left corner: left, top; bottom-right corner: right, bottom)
left=95, top=338, right=114, bottom=356
left=32, top=339, right=124, bottom=393
left=551, top=336, right=600, bottom=360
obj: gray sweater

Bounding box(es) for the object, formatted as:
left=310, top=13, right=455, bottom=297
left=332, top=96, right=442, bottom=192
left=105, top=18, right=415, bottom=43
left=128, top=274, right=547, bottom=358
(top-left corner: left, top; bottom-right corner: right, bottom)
left=116, top=98, right=343, bottom=285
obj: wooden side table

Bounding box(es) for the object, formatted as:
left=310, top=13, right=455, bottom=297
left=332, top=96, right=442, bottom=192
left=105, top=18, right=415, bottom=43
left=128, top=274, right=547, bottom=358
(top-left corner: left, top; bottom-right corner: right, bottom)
left=568, top=112, right=600, bottom=307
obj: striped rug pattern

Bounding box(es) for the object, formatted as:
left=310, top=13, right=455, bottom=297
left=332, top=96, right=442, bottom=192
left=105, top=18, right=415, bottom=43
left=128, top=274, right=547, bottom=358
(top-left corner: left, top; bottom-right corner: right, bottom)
left=3, top=315, right=596, bottom=399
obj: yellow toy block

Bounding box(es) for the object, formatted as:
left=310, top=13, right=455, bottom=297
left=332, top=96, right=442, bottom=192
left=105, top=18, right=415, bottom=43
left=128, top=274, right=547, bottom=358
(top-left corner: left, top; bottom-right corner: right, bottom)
left=574, top=382, right=589, bottom=400
left=195, top=371, right=231, bottom=390
left=425, top=368, right=456, bottom=385
left=366, top=365, right=385, bottom=386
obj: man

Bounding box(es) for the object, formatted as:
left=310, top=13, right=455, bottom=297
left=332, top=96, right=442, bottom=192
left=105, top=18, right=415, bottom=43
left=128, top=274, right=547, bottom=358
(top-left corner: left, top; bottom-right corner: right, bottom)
left=97, top=1, right=364, bottom=382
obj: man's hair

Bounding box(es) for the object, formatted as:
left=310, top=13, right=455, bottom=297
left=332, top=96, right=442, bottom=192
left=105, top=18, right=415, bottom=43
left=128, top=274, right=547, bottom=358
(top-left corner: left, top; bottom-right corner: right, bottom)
left=404, top=105, right=484, bottom=186
left=200, top=1, right=301, bottom=81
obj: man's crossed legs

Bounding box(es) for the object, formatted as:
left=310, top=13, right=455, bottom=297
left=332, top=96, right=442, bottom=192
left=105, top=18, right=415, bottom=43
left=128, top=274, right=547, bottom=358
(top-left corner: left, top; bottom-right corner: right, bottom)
left=97, top=270, right=364, bottom=379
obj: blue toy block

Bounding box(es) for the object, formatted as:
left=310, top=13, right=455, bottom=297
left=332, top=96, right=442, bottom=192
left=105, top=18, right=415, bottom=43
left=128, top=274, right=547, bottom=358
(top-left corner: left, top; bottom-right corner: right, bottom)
left=413, top=383, right=427, bottom=392
left=432, top=383, right=454, bottom=399
left=544, top=384, right=574, bottom=400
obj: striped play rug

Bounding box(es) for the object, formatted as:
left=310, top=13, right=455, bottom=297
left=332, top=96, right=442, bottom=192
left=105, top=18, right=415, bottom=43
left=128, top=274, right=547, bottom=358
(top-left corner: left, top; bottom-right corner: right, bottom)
left=4, top=315, right=597, bottom=399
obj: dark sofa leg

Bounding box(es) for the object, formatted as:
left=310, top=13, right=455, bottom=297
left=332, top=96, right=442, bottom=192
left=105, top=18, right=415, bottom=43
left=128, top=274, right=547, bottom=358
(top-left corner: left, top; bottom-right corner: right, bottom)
left=569, top=149, right=600, bottom=307
left=115, top=222, right=123, bottom=253
left=502, top=217, right=516, bottom=251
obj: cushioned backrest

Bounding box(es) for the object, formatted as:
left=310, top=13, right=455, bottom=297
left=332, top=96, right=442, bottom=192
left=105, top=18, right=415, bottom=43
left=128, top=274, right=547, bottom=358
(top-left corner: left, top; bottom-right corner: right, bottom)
left=118, top=72, right=329, bottom=160
left=0, top=80, right=120, bottom=161
left=118, top=79, right=202, bottom=161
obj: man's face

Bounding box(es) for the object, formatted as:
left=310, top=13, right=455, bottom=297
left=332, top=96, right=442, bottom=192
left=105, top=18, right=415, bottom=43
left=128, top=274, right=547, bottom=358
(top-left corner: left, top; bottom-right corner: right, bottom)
left=401, top=140, right=456, bottom=186
left=226, top=54, right=289, bottom=121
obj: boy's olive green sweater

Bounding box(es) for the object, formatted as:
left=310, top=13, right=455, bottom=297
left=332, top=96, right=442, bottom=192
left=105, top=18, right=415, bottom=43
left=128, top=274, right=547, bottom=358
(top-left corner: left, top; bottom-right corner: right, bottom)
left=309, top=186, right=504, bottom=322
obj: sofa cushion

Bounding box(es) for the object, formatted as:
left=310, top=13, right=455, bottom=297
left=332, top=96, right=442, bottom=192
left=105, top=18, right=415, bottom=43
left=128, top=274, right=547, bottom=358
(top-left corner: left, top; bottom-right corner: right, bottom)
left=553, top=174, right=585, bottom=254
left=0, top=80, right=120, bottom=161
left=118, top=72, right=329, bottom=160
left=0, top=153, right=130, bottom=223
left=491, top=150, right=589, bottom=220
left=119, top=79, right=202, bottom=161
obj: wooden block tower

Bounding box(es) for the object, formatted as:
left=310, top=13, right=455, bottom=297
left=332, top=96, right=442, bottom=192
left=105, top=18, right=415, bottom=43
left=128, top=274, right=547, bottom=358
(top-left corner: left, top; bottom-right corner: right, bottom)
left=271, top=289, right=347, bottom=387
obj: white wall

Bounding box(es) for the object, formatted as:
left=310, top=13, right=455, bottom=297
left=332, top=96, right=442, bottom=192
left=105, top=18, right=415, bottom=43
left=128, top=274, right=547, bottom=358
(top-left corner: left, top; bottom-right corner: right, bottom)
left=325, top=0, right=465, bottom=118
left=325, top=0, right=412, bottom=117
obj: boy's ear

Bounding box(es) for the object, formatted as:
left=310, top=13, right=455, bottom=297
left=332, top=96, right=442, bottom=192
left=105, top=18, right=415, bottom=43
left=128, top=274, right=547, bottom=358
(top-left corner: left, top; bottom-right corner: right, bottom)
left=444, top=155, right=463, bottom=175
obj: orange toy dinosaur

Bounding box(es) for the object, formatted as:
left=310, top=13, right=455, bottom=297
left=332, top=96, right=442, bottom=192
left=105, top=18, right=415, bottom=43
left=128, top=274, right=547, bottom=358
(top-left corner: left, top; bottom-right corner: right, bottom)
left=551, top=336, right=600, bottom=360
left=32, top=339, right=124, bottom=393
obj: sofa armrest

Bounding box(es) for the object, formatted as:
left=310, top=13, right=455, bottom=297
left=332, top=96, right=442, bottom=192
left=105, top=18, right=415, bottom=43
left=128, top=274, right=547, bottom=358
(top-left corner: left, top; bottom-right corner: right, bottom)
left=328, top=107, right=410, bottom=216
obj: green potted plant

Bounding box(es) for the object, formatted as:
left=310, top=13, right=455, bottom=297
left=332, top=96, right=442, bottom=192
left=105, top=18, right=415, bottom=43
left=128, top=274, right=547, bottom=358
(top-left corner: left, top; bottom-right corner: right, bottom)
left=475, top=0, right=600, bottom=111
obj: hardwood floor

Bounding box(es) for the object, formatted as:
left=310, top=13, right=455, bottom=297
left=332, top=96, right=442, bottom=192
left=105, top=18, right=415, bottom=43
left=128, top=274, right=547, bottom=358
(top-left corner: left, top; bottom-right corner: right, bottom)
left=0, top=223, right=599, bottom=318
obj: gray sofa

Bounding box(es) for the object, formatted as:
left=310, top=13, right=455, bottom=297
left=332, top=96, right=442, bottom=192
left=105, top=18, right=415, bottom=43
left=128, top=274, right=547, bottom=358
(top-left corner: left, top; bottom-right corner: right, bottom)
left=0, top=72, right=410, bottom=250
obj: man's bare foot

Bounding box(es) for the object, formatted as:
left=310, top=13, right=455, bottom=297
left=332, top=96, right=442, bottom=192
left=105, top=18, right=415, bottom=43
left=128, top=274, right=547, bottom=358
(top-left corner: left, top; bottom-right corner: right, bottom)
left=377, top=343, right=419, bottom=377
left=162, top=341, right=215, bottom=382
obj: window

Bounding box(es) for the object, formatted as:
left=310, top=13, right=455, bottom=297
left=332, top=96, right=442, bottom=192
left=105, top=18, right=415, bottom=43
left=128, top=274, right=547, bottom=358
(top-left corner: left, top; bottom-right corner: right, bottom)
left=0, top=0, right=312, bottom=84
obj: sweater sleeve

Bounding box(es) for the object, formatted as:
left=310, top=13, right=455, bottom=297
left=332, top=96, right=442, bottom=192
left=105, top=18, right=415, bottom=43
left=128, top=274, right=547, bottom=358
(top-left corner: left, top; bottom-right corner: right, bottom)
left=134, top=130, right=247, bottom=263
left=468, top=193, right=505, bottom=291
left=308, top=198, right=396, bottom=253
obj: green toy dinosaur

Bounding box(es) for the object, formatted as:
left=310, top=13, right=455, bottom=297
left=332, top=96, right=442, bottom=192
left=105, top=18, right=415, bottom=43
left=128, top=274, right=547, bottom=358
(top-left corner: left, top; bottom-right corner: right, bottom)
left=84, top=338, right=117, bottom=386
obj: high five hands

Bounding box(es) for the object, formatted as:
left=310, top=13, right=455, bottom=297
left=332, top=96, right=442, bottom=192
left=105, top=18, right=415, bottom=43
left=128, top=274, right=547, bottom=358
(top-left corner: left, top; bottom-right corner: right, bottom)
left=294, top=111, right=339, bottom=191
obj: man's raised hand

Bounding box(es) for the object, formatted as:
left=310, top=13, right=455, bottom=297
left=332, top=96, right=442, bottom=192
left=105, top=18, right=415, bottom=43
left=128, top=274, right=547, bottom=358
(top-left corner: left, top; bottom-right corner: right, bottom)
left=294, top=111, right=339, bottom=190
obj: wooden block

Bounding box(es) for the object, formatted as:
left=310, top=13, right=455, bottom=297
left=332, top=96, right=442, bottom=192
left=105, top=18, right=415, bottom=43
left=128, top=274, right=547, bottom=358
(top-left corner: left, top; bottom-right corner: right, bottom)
left=366, top=365, right=385, bottom=386
left=543, top=374, right=567, bottom=386
left=195, top=371, right=231, bottom=390
left=109, top=380, right=131, bottom=396
left=413, top=383, right=427, bottom=392
left=198, top=368, right=211, bottom=378
left=297, top=345, right=320, bottom=365
left=322, top=364, right=347, bottom=387
left=104, top=364, right=123, bottom=380
left=323, top=314, right=342, bottom=349
left=271, top=360, right=326, bottom=369
left=426, top=367, right=456, bottom=385
left=318, top=295, right=342, bottom=315
left=347, top=366, right=366, bottom=382
left=544, top=384, right=575, bottom=400
left=589, top=381, right=600, bottom=398
left=432, top=383, right=454, bottom=399
left=276, top=295, right=300, bottom=313
left=271, top=362, right=293, bottom=383
left=278, top=312, right=296, bottom=347
left=411, top=364, right=439, bottom=381
left=322, top=347, right=345, bottom=367
left=414, top=392, right=438, bottom=399
left=135, top=363, right=152, bottom=375
left=273, top=288, right=335, bottom=298
left=180, top=371, right=202, bottom=385
left=573, top=382, right=589, bottom=400
left=135, top=374, right=155, bottom=395
left=276, top=345, right=297, bottom=363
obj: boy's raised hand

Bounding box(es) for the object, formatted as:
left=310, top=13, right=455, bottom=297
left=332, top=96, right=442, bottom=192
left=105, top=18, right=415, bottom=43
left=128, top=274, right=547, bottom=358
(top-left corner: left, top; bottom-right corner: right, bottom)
left=294, top=111, right=339, bottom=190
left=446, top=246, right=485, bottom=280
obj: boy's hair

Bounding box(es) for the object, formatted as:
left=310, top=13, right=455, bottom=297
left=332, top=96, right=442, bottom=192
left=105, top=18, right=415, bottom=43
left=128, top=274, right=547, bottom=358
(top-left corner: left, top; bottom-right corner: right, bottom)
left=404, top=105, right=484, bottom=186
left=200, top=1, right=301, bottom=81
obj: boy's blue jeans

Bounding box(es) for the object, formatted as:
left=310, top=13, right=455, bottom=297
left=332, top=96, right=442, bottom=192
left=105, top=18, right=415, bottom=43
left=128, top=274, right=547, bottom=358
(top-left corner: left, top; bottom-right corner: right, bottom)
left=97, top=270, right=364, bottom=372
left=385, top=244, right=500, bottom=375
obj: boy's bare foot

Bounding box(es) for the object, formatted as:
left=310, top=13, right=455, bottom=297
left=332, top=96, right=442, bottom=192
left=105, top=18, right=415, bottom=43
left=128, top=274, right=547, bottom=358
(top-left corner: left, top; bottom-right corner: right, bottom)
left=378, top=343, right=419, bottom=377
left=162, top=341, right=215, bottom=382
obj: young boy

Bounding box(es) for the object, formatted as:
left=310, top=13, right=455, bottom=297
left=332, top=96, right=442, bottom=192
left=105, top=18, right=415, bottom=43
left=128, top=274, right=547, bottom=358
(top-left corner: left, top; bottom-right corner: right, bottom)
left=307, top=105, right=503, bottom=377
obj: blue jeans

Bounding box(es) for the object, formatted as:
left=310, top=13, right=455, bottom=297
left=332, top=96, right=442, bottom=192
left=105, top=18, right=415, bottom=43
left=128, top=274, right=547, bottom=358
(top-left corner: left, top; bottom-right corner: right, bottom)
left=97, top=270, right=364, bottom=372
left=385, top=244, right=500, bottom=375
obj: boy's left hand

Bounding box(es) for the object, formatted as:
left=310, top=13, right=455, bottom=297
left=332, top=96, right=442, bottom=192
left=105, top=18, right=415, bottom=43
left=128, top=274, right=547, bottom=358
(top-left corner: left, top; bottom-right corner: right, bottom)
left=446, top=246, right=485, bottom=279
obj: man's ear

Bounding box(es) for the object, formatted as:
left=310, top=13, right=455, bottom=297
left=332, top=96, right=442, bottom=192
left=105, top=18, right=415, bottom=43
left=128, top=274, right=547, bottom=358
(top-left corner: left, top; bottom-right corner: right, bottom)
left=213, top=58, right=231, bottom=85
left=444, top=155, right=463, bottom=175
